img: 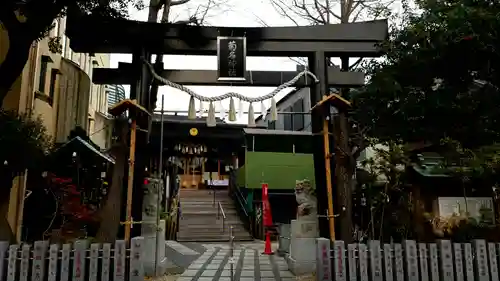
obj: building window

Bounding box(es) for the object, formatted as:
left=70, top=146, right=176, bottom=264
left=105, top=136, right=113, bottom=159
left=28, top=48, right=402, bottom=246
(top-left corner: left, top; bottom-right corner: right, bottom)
left=62, top=36, right=67, bottom=58
left=292, top=98, right=304, bottom=131
left=283, top=106, right=293, bottom=130
left=38, top=55, right=53, bottom=93
left=48, top=69, right=59, bottom=101
left=88, top=118, right=94, bottom=134
left=268, top=120, right=276, bottom=130
left=54, top=19, right=60, bottom=37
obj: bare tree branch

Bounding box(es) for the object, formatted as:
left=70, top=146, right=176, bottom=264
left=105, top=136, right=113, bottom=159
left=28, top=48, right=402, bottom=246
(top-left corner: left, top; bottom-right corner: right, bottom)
left=267, top=0, right=396, bottom=25
left=170, top=0, right=191, bottom=6
left=349, top=57, right=364, bottom=70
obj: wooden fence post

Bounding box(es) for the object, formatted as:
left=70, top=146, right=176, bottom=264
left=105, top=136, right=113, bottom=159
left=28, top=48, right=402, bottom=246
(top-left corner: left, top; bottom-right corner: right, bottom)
left=19, top=244, right=30, bottom=281
left=358, top=243, right=368, bottom=281
left=102, top=243, right=112, bottom=281
left=60, top=244, right=71, bottom=281
left=429, top=243, right=440, bottom=281
left=316, top=238, right=332, bottom=281
left=439, top=240, right=454, bottom=281
left=130, top=236, right=145, bottom=281
left=89, top=243, right=100, bottom=281
left=418, top=243, right=429, bottom=281
left=73, top=240, right=88, bottom=281
left=464, top=243, right=475, bottom=281
left=333, top=241, right=346, bottom=281
left=48, top=244, right=58, bottom=281
left=369, top=240, right=382, bottom=281
left=347, top=244, right=357, bottom=281
left=394, top=243, right=404, bottom=281
left=473, top=240, right=489, bottom=281
left=383, top=244, right=393, bottom=281
left=6, top=245, right=17, bottom=281
left=454, top=243, right=465, bottom=281
left=114, top=240, right=126, bottom=281
left=487, top=243, right=498, bottom=281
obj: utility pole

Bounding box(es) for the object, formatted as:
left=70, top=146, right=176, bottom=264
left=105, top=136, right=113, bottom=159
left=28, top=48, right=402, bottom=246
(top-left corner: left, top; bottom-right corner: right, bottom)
left=154, top=94, right=165, bottom=275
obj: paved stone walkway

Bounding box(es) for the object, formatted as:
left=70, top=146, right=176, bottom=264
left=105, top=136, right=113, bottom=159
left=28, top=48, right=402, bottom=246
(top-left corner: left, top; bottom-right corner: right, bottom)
left=177, top=243, right=294, bottom=281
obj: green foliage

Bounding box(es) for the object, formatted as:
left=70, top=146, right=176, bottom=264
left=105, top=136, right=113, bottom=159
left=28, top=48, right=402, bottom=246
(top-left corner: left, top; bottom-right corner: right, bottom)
left=0, top=110, right=52, bottom=176
left=354, top=142, right=415, bottom=241
left=353, top=0, right=500, bottom=148
left=48, top=36, right=63, bottom=54
left=0, top=0, right=140, bottom=107
left=439, top=138, right=500, bottom=187
left=2, top=0, right=139, bottom=41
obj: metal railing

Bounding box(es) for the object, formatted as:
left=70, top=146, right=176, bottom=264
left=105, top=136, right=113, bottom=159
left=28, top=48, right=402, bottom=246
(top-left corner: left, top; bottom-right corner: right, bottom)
left=212, top=188, right=216, bottom=206
left=228, top=226, right=235, bottom=281
left=217, top=202, right=227, bottom=233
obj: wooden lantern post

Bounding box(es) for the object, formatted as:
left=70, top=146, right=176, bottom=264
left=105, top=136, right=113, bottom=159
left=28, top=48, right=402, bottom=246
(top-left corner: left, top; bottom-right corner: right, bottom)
left=311, top=93, right=351, bottom=242
left=109, top=99, right=151, bottom=243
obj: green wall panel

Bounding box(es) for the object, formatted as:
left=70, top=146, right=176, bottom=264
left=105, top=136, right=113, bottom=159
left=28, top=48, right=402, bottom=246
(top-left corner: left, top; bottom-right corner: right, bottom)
left=242, top=151, right=316, bottom=190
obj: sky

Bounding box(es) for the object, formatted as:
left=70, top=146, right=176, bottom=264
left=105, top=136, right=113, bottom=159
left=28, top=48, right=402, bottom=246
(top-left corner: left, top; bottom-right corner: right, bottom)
left=109, top=0, right=381, bottom=123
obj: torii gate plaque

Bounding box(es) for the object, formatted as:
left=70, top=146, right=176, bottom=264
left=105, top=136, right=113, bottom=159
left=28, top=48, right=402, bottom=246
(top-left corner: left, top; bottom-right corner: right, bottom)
left=217, top=36, right=247, bottom=81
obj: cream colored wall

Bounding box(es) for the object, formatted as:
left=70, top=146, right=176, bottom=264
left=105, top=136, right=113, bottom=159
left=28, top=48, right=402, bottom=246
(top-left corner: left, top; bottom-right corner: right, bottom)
left=87, top=53, right=111, bottom=149
left=90, top=112, right=112, bottom=149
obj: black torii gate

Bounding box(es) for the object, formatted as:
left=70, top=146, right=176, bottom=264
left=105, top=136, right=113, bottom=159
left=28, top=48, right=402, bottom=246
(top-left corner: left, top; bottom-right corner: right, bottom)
left=66, top=13, right=387, bottom=241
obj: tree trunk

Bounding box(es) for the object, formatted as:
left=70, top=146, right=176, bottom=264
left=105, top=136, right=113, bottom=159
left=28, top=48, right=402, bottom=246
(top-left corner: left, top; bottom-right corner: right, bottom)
left=95, top=123, right=128, bottom=243
left=0, top=36, right=32, bottom=108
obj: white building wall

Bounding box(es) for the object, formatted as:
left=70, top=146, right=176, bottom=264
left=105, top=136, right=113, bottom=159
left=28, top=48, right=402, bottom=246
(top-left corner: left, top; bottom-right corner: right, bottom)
left=256, top=87, right=312, bottom=132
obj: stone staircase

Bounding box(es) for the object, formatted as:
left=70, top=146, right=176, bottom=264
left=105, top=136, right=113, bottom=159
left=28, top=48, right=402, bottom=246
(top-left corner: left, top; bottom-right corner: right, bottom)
left=177, top=189, right=253, bottom=242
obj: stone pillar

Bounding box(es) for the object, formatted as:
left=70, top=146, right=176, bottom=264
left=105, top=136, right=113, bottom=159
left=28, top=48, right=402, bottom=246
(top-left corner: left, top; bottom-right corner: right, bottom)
left=142, top=178, right=167, bottom=276
left=286, top=219, right=319, bottom=275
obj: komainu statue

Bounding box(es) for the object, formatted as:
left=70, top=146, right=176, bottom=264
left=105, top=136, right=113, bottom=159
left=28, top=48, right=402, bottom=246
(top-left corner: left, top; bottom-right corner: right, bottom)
left=294, top=179, right=317, bottom=220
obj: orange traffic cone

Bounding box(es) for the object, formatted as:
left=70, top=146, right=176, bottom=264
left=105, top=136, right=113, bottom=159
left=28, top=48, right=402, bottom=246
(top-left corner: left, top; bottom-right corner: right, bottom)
left=262, top=231, right=274, bottom=255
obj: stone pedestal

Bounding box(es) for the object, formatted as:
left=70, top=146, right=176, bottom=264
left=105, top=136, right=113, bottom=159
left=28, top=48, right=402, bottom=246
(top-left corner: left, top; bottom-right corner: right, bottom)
left=286, top=219, right=319, bottom=275
left=142, top=178, right=168, bottom=277
left=278, top=224, right=291, bottom=256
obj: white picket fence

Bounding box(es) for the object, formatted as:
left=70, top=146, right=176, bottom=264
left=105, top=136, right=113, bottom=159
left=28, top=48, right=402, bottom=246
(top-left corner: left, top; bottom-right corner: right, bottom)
left=0, top=236, right=145, bottom=281
left=316, top=238, right=499, bottom=281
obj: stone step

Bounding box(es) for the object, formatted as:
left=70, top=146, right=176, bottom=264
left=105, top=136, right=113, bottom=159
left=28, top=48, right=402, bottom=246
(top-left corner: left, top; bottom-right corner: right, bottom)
left=177, top=189, right=252, bottom=242
left=181, top=208, right=234, bottom=212
left=180, top=197, right=233, bottom=202
left=181, top=203, right=236, bottom=208
left=178, top=228, right=249, bottom=235
left=177, top=233, right=253, bottom=242
left=180, top=208, right=237, bottom=213
left=180, top=209, right=238, bottom=214
left=180, top=200, right=233, bottom=204
left=180, top=191, right=229, bottom=197
left=179, top=220, right=245, bottom=226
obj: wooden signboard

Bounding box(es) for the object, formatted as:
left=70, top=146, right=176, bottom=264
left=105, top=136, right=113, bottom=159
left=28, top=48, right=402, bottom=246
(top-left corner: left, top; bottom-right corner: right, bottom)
left=217, top=36, right=247, bottom=81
